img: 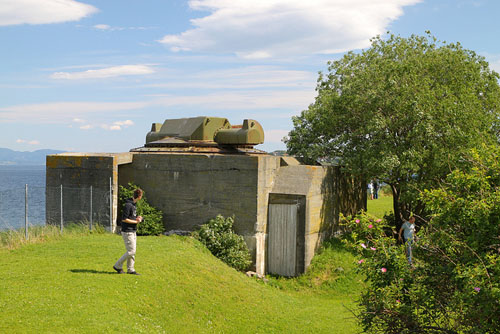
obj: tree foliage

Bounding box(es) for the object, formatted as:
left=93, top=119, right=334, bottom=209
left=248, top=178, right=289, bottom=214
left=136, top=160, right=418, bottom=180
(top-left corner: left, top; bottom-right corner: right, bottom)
left=286, top=33, right=500, bottom=226
left=343, top=146, right=500, bottom=333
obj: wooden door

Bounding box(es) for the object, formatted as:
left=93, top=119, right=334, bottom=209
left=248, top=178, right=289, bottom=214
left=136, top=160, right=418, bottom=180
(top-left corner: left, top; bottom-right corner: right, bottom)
left=267, top=203, right=298, bottom=276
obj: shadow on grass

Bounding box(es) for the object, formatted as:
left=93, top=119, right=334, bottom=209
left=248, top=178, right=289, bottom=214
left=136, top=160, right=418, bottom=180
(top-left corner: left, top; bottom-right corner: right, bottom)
left=69, top=269, right=116, bottom=275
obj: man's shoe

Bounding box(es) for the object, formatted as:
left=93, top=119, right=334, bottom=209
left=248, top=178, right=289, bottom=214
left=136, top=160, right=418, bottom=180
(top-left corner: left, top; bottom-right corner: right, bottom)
left=127, top=271, right=140, bottom=275
left=113, top=266, right=124, bottom=274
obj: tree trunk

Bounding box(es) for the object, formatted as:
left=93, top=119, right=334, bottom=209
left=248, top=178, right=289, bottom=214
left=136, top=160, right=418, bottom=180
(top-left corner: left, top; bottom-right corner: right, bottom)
left=390, top=183, right=404, bottom=231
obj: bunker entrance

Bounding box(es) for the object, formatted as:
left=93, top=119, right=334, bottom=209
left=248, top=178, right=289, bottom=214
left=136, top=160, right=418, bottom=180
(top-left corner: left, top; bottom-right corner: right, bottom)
left=267, top=194, right=306, bottom=277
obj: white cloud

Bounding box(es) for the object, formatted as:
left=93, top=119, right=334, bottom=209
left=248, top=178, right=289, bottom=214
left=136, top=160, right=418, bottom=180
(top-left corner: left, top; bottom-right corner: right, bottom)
left=265, top=129, right=289, bottom=143
left=0, top=0, right=97, bottom=26
left=92, top=23, right=153, bottom=31
left=77, top=120, right=134, bottom=131
left=159, top=0, right=421, bottom=58
left=0, top=90, right=314, bottom=124
left=50, top=65, right=155, bottom=80
left=93, top=24, right=111, bottom=30
left=146, top=66, right=317, bottom=90
left=114, top=120, right=134, bottom=127
left=0, top=101, right=148, bottom=123
left=100, top=120, right=134, bottom=131
left=151, top=90, right=315, bottom=110
left=16, top=139, right=40, bottom=145
left=73, top=118, right=85, bottom=123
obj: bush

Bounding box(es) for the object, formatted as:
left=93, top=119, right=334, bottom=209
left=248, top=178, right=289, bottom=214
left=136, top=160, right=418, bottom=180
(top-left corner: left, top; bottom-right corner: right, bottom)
left=193, top=215, right=251, bottom=271
left=118, top=183, right=164, bottom=236
left=342, top=146, right=500, bottom=334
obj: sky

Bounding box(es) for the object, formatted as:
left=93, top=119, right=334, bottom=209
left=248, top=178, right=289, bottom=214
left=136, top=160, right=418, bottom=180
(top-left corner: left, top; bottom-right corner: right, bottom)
left=1, top=0, right=500, bottom=153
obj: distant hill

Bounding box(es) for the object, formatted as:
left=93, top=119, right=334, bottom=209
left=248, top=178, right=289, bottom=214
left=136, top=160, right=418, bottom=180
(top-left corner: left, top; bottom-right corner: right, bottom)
left=0, top=148, right=65, bottom=165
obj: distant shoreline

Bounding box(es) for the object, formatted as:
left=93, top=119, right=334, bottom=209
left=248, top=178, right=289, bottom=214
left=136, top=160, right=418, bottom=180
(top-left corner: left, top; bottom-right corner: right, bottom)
left=0, top=165, right=45, bottom=170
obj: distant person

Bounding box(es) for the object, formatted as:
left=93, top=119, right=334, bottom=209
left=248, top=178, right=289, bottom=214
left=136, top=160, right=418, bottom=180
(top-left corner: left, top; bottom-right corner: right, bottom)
left=368, top=181, right=373, bottom=200
left=113, top=188, right=143, bottom=275
left=398, top=216, right=416, bottom=265
left=373, top=180, right=379, bottom=199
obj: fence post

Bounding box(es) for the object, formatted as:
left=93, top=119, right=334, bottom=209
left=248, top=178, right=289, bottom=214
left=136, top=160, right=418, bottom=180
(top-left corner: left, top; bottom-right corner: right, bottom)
left=60, top=184, right=63, bottom=234
left=25, top=184, right=28, bottom=240
left=109, top=177, right=112, bottom=232
left=90, top=185, right=93, bottom=231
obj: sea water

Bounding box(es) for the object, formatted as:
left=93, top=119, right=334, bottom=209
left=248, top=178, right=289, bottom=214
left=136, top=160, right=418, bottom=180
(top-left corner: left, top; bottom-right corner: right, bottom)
left=0, top=165, right=46, bottom=230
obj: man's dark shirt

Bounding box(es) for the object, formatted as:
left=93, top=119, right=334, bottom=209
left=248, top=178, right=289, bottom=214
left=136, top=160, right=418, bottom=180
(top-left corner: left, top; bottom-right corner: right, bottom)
left=121, top=198, right=138, bottom=232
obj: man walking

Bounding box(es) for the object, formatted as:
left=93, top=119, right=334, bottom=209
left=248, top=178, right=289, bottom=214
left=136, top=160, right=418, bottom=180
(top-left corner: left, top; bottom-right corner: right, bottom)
left=113, top=188, right=143, bottom=275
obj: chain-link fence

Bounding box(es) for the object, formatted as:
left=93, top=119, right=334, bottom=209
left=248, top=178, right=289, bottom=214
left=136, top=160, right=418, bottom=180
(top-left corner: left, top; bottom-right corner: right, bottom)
left=1, top=184, right=114, bottom=237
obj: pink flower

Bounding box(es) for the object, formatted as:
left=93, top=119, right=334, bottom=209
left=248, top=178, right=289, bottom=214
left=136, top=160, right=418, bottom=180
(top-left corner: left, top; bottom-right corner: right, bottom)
left=361, top=243, right=367, bottom=249
left=396, top=299, right=401, bottom=303
left=376, top=219, right=382, bottom=223
left=358, top=259, right=365, bottom=264
left=370, top=247, right=377, bottom=251
left=381, top=267, right=387, bottom=273
left=355, top=219, right=360, bottom=223
left=474, top=287, right=481, bottom=292
left=368, top=224, right=373, bottom=229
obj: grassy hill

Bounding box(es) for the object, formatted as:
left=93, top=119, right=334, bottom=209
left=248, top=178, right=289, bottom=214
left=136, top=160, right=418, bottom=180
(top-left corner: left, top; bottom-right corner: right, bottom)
left=0, top=230, right=363, bottom=333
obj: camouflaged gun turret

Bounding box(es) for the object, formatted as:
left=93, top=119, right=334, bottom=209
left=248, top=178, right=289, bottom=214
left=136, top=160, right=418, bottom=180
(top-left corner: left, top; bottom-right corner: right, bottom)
left=133, top=116, right=265, bottom=153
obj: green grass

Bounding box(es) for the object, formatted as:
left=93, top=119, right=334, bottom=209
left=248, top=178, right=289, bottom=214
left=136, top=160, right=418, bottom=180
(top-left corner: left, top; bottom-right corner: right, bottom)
left=367, top=195, right=393, bottom=219
left=267, top=238, right=364, bottom=296
left=0, top=231, right=361, bottom=333
left=0, top=223, right=103, bottom=249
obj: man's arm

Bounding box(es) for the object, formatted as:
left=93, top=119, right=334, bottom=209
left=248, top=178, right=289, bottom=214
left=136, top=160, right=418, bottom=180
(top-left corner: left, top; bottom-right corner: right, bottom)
left=122, top=216, right=143, bottom=224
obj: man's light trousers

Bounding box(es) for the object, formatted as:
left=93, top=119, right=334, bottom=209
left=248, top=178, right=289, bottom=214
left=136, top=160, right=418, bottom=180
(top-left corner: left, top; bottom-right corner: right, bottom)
left=114, top=231, right=136, bottom=273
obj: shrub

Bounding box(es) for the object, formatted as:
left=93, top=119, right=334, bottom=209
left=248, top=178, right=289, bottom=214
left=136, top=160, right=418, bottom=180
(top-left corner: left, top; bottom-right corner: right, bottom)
left=118, top=183, right=164, bottom=236
left=342, top=146, right=500, bottom=334
left=193, top=215, right=251, bottom=271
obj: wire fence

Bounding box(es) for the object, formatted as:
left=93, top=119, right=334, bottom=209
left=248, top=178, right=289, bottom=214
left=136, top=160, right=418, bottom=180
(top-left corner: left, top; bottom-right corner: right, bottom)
left=0, top=185, right=46, bottom=232
left=0, top=184, right=114, bottom=237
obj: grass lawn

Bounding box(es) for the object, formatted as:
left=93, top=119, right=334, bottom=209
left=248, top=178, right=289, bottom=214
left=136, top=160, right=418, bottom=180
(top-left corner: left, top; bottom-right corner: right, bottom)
left=367, top=195, right=393, bottom=219
left=0, top=231, right=362, bottom=333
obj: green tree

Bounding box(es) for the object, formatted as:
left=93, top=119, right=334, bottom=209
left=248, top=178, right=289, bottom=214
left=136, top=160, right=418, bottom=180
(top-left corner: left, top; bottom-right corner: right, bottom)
left=286, top=33, right=500, bottom=227
left=342, top=145, right=500, bottom=333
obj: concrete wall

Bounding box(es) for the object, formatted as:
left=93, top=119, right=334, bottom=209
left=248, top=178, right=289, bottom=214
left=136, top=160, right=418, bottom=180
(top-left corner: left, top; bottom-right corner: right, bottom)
left=270, top=164, right=335, bottom=270
left=46, top=153, right=132, bottom=231
left=254, top=155, right=281, bottom=274
left=118, top=152, right=278, bottom=271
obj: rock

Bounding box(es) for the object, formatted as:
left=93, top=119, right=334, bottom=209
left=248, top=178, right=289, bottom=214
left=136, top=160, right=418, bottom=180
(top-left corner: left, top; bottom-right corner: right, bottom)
left=164, top=230, right=191, bottom=236
left=246, top=271, right=257, bottom=277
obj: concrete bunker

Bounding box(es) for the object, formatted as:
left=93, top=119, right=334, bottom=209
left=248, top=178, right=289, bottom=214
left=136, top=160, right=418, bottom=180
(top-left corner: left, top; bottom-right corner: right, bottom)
left=46, top=116, right=363, bottom=276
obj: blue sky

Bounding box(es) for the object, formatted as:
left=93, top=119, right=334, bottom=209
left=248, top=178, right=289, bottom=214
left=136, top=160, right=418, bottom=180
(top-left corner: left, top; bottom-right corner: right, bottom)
left=1, top=0, right=499, bottom=153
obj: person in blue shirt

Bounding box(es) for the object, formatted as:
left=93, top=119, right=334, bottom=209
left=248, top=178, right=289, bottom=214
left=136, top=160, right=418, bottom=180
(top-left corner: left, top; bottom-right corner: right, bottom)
left=398, top=216, right=416, bottom=265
